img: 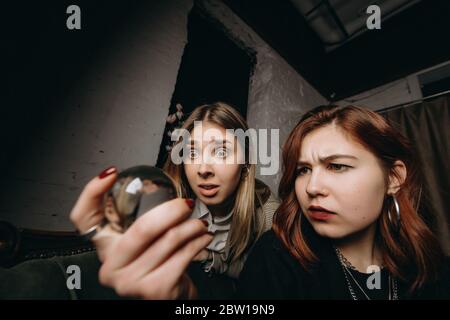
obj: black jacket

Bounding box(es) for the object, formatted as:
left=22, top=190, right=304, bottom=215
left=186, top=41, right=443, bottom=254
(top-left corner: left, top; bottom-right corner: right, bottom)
left=237, top=226, right=450, bottom=300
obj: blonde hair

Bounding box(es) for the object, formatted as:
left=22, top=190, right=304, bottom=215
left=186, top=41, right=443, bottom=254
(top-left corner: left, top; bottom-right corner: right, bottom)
left=164, top=102, right=268, bottom=261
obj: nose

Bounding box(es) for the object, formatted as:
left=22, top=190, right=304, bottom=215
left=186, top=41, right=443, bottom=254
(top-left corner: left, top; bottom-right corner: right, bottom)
left=197, top=162, right=214, bottom=179
left=305, top=169, right=328, bottom=198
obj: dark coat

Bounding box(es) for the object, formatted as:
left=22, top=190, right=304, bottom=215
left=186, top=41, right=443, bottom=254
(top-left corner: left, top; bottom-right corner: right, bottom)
left=237, top=225, right=450, bottom=300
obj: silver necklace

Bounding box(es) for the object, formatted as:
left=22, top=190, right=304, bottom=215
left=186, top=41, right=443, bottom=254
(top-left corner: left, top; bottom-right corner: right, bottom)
left=334, top=246, right=399, bottom=300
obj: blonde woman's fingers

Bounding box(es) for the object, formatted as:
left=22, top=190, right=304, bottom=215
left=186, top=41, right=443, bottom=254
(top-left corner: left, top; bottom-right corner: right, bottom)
left=140, top=233, right=213, bottom=299
left=105, top=198, right=195, bottom=270
left=70, top=166, right=117, bottom=232
left=120, top=218, right=209, bottom=280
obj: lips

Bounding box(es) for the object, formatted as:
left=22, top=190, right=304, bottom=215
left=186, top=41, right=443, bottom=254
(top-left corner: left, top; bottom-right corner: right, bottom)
left=198, top=184, right=219, bottom=197
left=307, top=205, right=336, bottom=221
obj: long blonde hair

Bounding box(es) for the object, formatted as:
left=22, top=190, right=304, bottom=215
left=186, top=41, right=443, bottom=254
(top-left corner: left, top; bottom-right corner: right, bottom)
left=164, top=102, right=268, bottom=261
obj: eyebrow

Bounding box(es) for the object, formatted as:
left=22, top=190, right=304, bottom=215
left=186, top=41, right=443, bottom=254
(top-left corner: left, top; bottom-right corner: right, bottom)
left=297, top=154, right=358, bottom=165
left=188, top=139, right=232, bottom=146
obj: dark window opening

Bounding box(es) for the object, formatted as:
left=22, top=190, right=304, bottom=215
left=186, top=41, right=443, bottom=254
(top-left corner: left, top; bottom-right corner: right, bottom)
left=156, top=7, right=255, bottom=168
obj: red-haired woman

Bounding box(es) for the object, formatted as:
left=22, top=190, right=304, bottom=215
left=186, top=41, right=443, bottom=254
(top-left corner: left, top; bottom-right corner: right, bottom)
left=237, top=104, right=450, bottom=299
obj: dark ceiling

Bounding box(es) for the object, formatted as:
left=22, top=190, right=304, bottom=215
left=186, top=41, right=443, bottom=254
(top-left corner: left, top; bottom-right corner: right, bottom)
left=223, top=0, right=450, bottom=101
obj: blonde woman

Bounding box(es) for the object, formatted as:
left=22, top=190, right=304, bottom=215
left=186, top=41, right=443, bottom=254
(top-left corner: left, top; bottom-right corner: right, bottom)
left=163, top=102, right=279, bottom=279
left=68, top=102, right=279, bottom=299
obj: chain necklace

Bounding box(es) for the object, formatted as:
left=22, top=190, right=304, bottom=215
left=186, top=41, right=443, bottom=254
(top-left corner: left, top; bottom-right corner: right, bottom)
left=334, top=246, right=399, bottom=300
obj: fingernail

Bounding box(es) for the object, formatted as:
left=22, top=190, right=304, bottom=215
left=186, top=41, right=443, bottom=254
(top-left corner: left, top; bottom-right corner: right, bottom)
left=185, top=198, right=195, bottom=209
left=98, top=166, right=117, bottom=179
left=200, top=219, right=209, bottom=227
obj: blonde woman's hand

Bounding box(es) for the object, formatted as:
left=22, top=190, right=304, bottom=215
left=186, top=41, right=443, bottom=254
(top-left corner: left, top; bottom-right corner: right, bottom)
left=192, top=249, right=210, bottom=262
left=97, top=198, right=212, bottom=299
left=70, top=166, right=120, bottom=261
left=70, top=167, right=213, bottom=299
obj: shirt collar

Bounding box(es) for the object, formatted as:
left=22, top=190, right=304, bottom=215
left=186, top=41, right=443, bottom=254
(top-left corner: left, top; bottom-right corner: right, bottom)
left=191, top=198, right=209, bottom=219
left=191, top=198, right=234, bottom=224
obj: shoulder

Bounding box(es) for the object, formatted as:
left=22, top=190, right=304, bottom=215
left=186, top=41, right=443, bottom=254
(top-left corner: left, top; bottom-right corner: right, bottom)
left=254, top=180, right=280, bottom=230
left=245, top=229, right=298, bottom=269
left=262, top=192, right=280, bottom=211
left=237, top=230, right=308, bottom=299
left=253, top=229, right=281, bottom=250
left=255, top=179, right=277, bottom=205
left=435, top=256, right=450, bottom=298
left=427, top=255, right=450, bottom=297
left=407, top=256, right=450, bottom=299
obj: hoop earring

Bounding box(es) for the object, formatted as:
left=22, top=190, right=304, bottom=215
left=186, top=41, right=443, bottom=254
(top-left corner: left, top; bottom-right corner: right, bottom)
left=387, top=194, right=401, bottom=231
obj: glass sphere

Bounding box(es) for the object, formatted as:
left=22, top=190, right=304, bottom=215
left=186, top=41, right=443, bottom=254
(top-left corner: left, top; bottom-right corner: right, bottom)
left=103, top=165, right=177, bottom=232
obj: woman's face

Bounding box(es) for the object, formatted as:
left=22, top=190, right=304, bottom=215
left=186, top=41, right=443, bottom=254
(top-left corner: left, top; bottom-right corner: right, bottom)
left=184, top=121, right=244, bottom=207
left=295, top=124, right=388, bottom=239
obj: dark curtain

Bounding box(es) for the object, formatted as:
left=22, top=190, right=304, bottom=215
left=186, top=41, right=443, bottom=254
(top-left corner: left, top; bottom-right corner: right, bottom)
left=379, top=94, right=450, bottom=254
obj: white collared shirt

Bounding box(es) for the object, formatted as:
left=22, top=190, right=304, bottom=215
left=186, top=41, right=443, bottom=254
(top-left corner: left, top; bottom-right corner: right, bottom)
left=189, top=198, right=233, bottom=253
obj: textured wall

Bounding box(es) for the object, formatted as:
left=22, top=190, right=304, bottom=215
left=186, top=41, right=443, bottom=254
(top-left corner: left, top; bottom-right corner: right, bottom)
left=336, top=75, right=422, bottom=111
left=2, top=0, right=327, bottom=230
left=199, top=0, right=328, bottom=194
left=0, top=0, right=193, bottom=231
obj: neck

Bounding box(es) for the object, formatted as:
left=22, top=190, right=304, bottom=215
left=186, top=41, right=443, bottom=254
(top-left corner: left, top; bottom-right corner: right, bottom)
left=333, top=223, right=382, bottom=273
left=207, top=193, right=236, bottom=218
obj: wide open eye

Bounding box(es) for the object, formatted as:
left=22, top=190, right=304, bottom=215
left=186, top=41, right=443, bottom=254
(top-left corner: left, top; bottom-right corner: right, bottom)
left=187, top=148, right=199, bottom=160
left=215, top=147, right=229, bottom=159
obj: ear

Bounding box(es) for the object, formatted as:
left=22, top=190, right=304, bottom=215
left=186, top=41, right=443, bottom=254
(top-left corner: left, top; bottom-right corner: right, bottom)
left=387, top=160, right=407, bottom=195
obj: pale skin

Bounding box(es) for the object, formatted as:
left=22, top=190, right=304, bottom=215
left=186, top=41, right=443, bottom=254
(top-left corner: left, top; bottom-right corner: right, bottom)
left=184, top=121, right=244, bottom=216
left=295, top=123, right=406, bottom=273
left=184, top=121, right=246, bottom=260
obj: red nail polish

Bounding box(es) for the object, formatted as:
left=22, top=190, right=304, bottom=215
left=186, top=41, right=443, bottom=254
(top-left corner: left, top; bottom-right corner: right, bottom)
left=200, top=219, right=209, bottom=227
left=185, top=198, right=195, bottom=209
left=98, top=166, right=117, bottom=179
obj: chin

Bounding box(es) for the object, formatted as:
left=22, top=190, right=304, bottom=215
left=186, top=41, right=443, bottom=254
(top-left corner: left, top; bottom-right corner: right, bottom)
left=310, top=223, right=349, bottom=240
left=196, top=194, right=223, bottom=206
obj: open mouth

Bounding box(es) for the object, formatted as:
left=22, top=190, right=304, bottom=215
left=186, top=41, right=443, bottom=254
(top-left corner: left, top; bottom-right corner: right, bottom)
left=198, top=184, right=219, bottom=197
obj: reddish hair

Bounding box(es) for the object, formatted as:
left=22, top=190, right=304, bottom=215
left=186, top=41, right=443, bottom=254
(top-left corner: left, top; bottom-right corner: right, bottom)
left=273, top=105, right=444, bottom=293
